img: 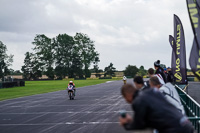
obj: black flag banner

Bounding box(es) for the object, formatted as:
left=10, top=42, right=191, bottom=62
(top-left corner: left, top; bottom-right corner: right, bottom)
left=189, top=39, right=200, bottom=79
left=173, top=14, right=187, bottom=84
left=186, top=0, right=200, bottom=79
left=169, top=35, right=177, bottom=77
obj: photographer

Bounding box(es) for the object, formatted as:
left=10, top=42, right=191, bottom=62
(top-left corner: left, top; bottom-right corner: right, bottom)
left=119, top=84, right=194, bottom=133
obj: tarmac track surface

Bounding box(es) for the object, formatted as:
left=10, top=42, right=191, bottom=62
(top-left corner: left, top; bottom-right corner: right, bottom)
left=188, top=82, right=200, bottom=104
left=0, top=80, right=132, bottom=133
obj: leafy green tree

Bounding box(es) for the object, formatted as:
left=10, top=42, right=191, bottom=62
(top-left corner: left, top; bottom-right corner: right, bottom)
left=74, top=33, right=99, bottom=78
left=104, top=63, right=116, bottom=77
left=69, top=52, right=84, bottom=78
left=93, top=57, right=101, bottom=78
left=137, top=65, right=147, bottom=76
left=32, top=34, right=55, bottom=79
left=124, top=65, right=139, bottom=78
left=53, top=34, right=75, bottom=78
left=31, top=56, right=43, bottom=80
left=21, top=52, right=43, bottom=80
left=45, top=67, right=54, bottom=79
left=0, top=41, right=13, bottom=80
left=21, top=52, right=32, bottom=79
left=12, top=70, right=22, bottom=75
left=7, top=69, right=21, bottom=75
left=8, top=68, right=14, bottom=75
left=54, top=66, right=64, bottom=79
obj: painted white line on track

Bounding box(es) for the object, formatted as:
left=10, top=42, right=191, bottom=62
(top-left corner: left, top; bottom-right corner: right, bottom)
left=6, top=103, right=129, bottom=108
left=20, top=113, right=49, bottom=124
left=0, top=122, right=119, bottom=126
left=106, top=81, right=114, bottom=83
left=0, top=111, right=133, bottom=115
left=66, top=122, right=119, bottom=125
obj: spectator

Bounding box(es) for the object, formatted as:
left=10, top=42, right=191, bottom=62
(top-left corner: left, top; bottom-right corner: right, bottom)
left=119, top=84, right=193, bottom=132
left=154, top=60, right=167, bottom=83
left=164, top=68, right=168, bottom=78
left=166, top=67, right=174, bottom=83
left=133, top=76, right=149, bottom=91
left=149, top=76, right=185, bottom=114
left=148, top=68, right=165, bottom=85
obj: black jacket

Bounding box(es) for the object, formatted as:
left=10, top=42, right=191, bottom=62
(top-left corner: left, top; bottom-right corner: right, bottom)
left=155, top=67, right=167, bottom=83
left=167, top=70, right=174, bottom=83
left=124, top=89, right=193, bottom=133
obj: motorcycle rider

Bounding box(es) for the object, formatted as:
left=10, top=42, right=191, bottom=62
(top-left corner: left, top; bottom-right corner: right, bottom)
left=123, top=76, right=127, bottom=85
left=68, top=81, right=76, bottom=96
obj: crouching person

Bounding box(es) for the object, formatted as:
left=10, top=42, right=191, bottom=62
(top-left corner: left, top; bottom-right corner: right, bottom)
left=119, top=84, right=194, bottom=133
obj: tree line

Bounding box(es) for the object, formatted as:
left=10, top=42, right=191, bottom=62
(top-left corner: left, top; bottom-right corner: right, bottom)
left=21, top=33, right=100, bottom=80
left=0, top=33, right=148, bottom=80
left=124, top=65, right=147, bottom=78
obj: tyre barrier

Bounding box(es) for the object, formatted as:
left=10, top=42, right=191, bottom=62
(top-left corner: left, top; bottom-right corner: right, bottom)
left=0, top=81, right=25, bottom=89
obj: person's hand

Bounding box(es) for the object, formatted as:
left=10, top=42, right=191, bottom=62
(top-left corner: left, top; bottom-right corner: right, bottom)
left=119, top=114, right=132, bottom=126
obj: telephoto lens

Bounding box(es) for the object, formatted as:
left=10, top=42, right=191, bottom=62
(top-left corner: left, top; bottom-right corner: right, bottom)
left=120, top=110, right=126, bottom=118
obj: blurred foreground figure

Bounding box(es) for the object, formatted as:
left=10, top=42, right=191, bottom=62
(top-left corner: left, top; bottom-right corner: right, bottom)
left=119, top=84, right=194, bottom=133
left=134, top=76, right=149, bottom=91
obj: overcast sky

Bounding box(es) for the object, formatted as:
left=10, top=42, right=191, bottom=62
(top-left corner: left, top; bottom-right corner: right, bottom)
left=0, top=0, right=194, bottom=71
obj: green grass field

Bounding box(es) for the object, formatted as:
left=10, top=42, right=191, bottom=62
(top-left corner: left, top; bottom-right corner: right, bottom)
left=0, top=79, right=120, bottom=101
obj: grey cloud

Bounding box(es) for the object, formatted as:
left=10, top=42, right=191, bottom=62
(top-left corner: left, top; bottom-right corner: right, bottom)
left=0, top=0, right=194, bottom=70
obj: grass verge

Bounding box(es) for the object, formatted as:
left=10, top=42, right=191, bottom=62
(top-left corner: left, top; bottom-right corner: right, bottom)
left=0, top=79, right=120, bottom=101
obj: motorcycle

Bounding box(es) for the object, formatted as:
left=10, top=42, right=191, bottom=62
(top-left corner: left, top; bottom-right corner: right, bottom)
left=67, top=85, right=75, bottom=100
left=123, top=80, right=127, bottom=85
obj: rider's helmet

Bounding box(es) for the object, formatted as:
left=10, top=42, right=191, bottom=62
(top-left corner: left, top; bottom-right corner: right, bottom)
left=69, top=81, right=73, bottom=85
left=123, top=76, right=127, bottom=80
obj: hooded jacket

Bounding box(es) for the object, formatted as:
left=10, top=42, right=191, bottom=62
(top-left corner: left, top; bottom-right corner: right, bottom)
left=159, top=83, right=185, bottom=115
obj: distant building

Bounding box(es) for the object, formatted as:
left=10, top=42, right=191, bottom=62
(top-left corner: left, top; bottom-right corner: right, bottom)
left=39, top=75, right=49, bottom=79
left=90, top=71, right=124, bottom=78
left=114, top=71, right=124, bottom=77
left=6, top=71, right=125, bottom=80
left=5, top=75, right=23, bottom=79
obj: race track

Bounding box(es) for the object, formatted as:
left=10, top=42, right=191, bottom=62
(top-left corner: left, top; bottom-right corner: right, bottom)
left=0, top=79, right=132, bottom=133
